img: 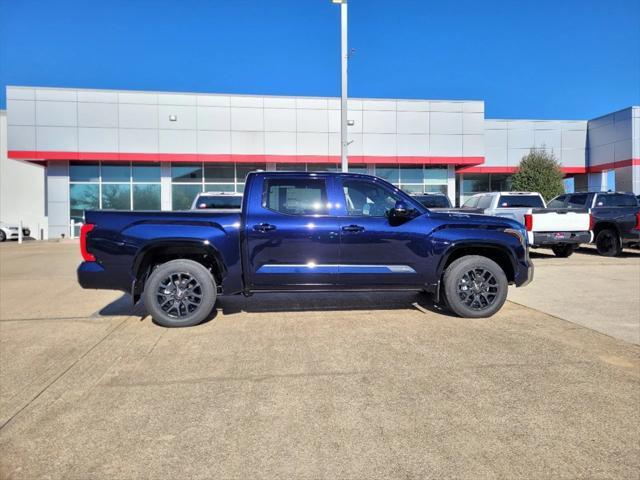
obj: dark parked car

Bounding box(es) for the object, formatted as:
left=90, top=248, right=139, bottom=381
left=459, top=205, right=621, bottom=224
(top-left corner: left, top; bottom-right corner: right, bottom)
left=78, top=172, right=533, bottom=327
left=410, top=193, right=452, bottom=209
left=547, top=192, right=640, bottom=256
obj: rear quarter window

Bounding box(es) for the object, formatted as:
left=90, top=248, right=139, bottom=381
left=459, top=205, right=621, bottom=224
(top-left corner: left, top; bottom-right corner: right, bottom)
left=497, top=195, right=545, bottom=208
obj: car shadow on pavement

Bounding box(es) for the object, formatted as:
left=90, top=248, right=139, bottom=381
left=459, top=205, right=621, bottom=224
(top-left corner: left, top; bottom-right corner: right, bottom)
left=97, top=290, right=455, bottom=323
left=575, top=247, right=640, bottom=258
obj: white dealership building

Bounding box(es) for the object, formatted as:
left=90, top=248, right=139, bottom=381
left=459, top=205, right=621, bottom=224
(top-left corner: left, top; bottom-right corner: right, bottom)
left=1, top=85, right=638, bottom=238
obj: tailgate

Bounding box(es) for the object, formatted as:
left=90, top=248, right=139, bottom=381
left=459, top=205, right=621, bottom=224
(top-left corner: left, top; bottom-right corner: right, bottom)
left=530, top=208, right=590, bottom=232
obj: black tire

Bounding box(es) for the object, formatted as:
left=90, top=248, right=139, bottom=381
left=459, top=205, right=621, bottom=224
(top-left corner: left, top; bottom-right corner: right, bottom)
left=442, top=255, right=508, bottom=318
left=551, top=245, right=574, bottom=258
left=0, top=230, right=5, bottom=242
left=595, top=229, right=622, bottom=257
left=143, top=259, right=216, bottom=327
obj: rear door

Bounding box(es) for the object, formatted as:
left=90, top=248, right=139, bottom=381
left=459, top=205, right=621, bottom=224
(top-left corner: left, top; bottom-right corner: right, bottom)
left=244, top=174, right=341, bottom=289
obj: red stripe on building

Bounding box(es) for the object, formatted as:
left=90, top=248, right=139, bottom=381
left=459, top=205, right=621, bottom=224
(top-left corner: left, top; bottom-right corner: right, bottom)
left=7, top=150, right=485, bottom=166
left=587, top=158, right=640, bottom=173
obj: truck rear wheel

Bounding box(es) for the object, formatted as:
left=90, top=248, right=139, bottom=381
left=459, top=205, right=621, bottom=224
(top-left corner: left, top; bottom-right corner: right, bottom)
left=595, top=229, right=622, bottom=257
left=551, top=245, right=574, bottom=257
left=143, top=259, right=217, bottom=327
left=442, top=255, right=508, bottom=318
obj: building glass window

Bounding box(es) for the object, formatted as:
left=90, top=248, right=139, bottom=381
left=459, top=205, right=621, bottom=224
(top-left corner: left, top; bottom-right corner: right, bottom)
left=133, top=184, right=161, bottom=210
left=276, top=163, right=308, bottom=172
left=172, top=184, right=202, bottom=210
left=101, top=184, right=131, bottom=210
left=133, top=163, right=161, bottom=182
left=70, top=163, right=99, bottom=182
left=101, top=163, right=131, bottom=182
left=70, top=184, right=99, bottom=223
left=374, top=165, right=448, bottom=195
left=171, top=163, right=202, bottom=183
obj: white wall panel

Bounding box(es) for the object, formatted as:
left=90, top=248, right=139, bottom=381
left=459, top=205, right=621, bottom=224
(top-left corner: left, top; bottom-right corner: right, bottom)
left=328, top=133, right=340, bottom=155
left=362, top=99, right=395, bottom=111
left=264, top=108, right=295, bottom=132
left=507, top=128, right=535, bottom=149
left=430, top=101, right=463, bottom=112
left=197, top=131, right=231, bottom=154
left=560, top=149, right=586, bottom=166
left=614, top=139, right=633, bottom=161
left=328, top=110, right=340, bottom=133
left=7, top=125, right=36, bottom=150
left=159, top=130, right=197, bottom=153
left=7, top=87, right=35, bottom=100
left=230, top=107, right=263, bottom=131
left=197, top=106, right=230, bottom=130
left=78, top=128, right=118, bottom=152
left=7, top=100, right=35, bottom=125
left=347, top=110, right=362, bottom=133
left=363, top=134, right=396, bottom=156
left=430, top=134, right=462, bottom=156
left=347, top=99, right=362, bottom=110
left=197, top=95, right=230, bottom=107
left=157, top=93, right=196, bottom=106
left=562, top=129, right=587, bottom=149
left=347, top=133, right=363, bottom=156
left=118, top=92, right=157, bottom=105
left=297, top=133, right=328, bottom=155
left=77, top=90, right=118, bottom=103
left=431, top=112, right=463, bottom=134
left=463, top=101, right=484, bottom=113
left=78, top=102, right=118, bottom=128
left=484, top=128, right=507, bottom=148
left=230, top=96, right=263, bottom=108
left=533, top=129, right=561, bottom=149
left=35, top=88, right=76, bottom=102
left=119, top=129, right=158, bottom=153
left=119, top=104, right=158, bottom=129
left=231, top=131, right=264, bottom=154
left=396, top=100, right=429, bottom=112
left=263, top=97, right=296, bottom=108
left=36, top=126, right=78, bottom=151
left=265, top=132, right=296, bottom=155
left=463, top=135, right=484, bottom=156
left=362, top=111, right=396, bottom=134
left=485, top=147, right=507, bottom=166
left=296, top=98, right=327, bottom=109
left=507, top=148, right=531, bottom=166
left=397, top=112, right=429, bottom=134
left=36, top=101, right=77, bottom=127
left=297, top=109, right=328, bottom=132
left=462, top=112, right=484, bottom=134
left=396, top=134, right=428, bottom=156
left=158, top=105, right=196, bottom=130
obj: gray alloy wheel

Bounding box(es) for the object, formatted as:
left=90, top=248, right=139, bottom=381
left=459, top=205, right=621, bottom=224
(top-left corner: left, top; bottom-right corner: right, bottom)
left=143, top=259, right=216, bottom=327
left=595, top=229, right=622, bottom=257
left=552, top=245, right=574, bottom=258
left=442, top=255, right=508, bottom=318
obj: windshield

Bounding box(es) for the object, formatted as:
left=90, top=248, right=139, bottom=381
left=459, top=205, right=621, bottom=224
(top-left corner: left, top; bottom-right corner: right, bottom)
left=497, top=195, right=544, bottom=208
left=193, top=195, right=242, bottom=209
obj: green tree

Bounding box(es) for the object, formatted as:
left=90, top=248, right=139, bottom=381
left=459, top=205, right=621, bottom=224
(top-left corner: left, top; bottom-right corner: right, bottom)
left=511, top=149, right=565, bottom=201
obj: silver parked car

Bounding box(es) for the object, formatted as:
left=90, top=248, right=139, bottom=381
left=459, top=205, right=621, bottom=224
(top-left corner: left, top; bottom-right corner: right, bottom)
left=0, top=222, right=31, bottom=242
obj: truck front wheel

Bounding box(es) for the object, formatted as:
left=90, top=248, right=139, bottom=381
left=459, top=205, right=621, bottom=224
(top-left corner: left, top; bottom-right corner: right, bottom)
left=442, top=255, right=508, bottom=318
left=143, top=259, right=217, bottom=327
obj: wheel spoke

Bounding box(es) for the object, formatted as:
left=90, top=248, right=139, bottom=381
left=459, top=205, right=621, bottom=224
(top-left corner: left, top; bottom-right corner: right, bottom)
left=155, top=272, right=204, bottom=319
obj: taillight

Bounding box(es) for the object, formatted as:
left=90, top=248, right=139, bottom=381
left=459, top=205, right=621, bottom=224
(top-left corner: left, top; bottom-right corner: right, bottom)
left=589, top=213, right=596, bottom=230
left=523, top=214, right=533, bottom=231
left=635, top=212, right=640, bottom=231
left=80, top=223, right=96, bottom=261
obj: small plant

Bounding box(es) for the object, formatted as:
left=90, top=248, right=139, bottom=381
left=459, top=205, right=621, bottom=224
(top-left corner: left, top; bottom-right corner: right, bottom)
left=511, top=149, right=565, bottom=201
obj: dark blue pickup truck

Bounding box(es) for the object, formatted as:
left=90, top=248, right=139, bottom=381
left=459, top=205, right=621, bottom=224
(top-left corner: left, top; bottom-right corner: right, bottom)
left=78, top=172, right=533, bottom=327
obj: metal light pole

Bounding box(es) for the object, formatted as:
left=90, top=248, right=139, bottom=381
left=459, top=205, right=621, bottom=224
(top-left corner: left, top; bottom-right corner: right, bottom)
left=332, top=0, right=349, bottom=172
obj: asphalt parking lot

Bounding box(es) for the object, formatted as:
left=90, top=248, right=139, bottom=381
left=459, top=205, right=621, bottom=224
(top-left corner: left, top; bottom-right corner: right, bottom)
left=0, top=242, right=639, bottom=479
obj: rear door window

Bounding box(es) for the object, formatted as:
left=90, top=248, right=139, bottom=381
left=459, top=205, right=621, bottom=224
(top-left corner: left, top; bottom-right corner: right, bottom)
left=567, top=194, right=588, bottom=208
left=596, top=193, right=638, bottom=207
left=496, top=195, right=544, bottom=208
left=263, top=178, right=328, bottom=215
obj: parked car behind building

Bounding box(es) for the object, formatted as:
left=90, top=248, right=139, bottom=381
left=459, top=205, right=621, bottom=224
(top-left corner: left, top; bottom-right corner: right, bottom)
left=0, top=222, right=31, bottom=242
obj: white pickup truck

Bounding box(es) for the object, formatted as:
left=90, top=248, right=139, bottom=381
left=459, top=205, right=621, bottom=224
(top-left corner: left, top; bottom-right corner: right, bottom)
left=460, top=192, right=592, bottom=257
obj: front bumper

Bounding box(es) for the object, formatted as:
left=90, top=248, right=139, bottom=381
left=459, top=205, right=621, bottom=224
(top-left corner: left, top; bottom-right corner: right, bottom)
left=528, top=230, right=591, bottom=247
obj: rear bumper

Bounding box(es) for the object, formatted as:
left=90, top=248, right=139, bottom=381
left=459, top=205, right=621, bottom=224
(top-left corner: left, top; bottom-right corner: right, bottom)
left=77, top=261, right=108, bottom=289
left=528, top=231, right=592, bottom=246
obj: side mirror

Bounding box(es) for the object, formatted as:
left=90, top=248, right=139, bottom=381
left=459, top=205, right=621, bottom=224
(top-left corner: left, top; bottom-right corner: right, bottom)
left=392, top=200, right=409, bottom=216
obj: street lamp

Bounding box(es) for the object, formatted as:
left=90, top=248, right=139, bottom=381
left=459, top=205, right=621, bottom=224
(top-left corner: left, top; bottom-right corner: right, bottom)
left=332, top=0, right=348, bottom=172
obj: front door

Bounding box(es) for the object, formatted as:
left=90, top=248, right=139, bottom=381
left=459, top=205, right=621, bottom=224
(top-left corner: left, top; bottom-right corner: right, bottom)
left=245, top=175, right=340, bottom=289
left=336, top=178, right=429, bottom=287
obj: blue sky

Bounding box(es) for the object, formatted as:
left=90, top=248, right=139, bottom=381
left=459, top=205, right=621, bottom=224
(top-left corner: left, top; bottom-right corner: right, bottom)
left=1, top=0, right=639, bottom=119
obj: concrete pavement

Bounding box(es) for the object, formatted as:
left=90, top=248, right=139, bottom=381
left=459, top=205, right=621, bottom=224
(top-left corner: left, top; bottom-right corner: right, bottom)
left=0, top=242, right=639, bottom=479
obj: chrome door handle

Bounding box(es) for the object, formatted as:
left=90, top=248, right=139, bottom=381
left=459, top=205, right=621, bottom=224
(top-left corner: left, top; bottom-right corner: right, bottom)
left=341, top=225, right=365, bottom=233
left=253, top=223, right=276, bottom=233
